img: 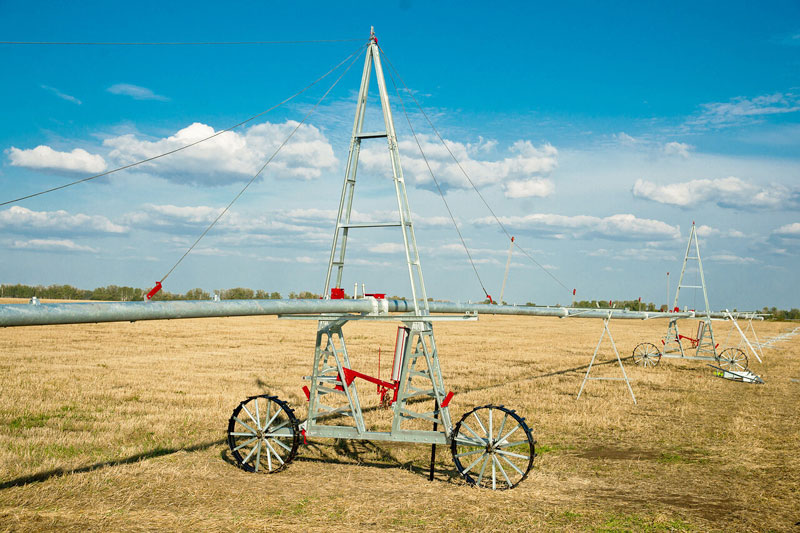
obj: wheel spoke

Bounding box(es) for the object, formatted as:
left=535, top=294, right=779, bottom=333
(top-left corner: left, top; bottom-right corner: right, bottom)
left=496, top=439, right=529, bottom=449
left=265, top=440, right=285, bottom=465
left=254, top=438, right=262, bottom=472
left=264, top=406, right=284, bottom=431
left=476, top=455, right=490, bottom=486
left=234, top=416, right=258, bottom=436
left=496, top=449, right=529, bottom=460
left=241, top=404, right=260, bottom=429
left=230, top=431, right=257, bottom=437
left=455, top=435, right=485, bottom=447
left=455, top=448, right=484, bottom=459
left=497, top=423, right=520, bottom=445
left=499, top=453, right=525, bottom=476
left=491, top=454, right=497, bottom=490
left=242, top=440, right=260, bottom=464
left=461, top=422, right=488, bottom=445
left=463, top=450, right=488, bottom=474
left=270, top=436, right=292, bottom=452
left=496, top=413, right=508, bottom=444
left=233, top=436, right=258, bottom=451
left=488, top=407, right=493, bottom=441
left=472, top=411, right=488, bottom=437
left=494, top=455, right=512, bottom=488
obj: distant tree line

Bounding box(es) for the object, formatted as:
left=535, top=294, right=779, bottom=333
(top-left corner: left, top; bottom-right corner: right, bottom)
left=0, top=283, right=288, bottom=301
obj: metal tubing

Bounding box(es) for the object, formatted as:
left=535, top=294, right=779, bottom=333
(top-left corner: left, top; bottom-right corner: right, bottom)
left=0, top=298, right=760, bottom=328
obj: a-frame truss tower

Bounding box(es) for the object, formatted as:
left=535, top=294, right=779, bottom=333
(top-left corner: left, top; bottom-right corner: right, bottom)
left=663, top=222, right=717, bottom=358
left=322, top=27, right=428, bottom=315
left=306, top=28, right=453, bottom=445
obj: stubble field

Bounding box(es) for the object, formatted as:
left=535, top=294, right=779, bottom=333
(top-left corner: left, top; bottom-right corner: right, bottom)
left=0, top=298, right=798, bottom=531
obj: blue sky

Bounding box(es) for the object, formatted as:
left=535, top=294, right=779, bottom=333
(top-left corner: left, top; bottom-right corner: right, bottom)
left=1, top=1, right=798, bottom=310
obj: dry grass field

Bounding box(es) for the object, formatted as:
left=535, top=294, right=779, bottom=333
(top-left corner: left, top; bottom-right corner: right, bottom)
left=0, top=298, right=798, bottom=531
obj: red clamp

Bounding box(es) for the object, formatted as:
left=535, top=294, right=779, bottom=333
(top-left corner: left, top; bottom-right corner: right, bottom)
left=145, top=281, right=162, bottom=301
left=486, top=294, right=493, bottom=304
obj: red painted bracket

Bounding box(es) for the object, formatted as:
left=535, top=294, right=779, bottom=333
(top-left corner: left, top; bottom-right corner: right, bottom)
left=441, top=391, right=454, bottom=408
left=342, top=367, right=398, bottom=391
left=145, top=281, right=162, bottom=301
left=302, top=386, right=310, bottom=401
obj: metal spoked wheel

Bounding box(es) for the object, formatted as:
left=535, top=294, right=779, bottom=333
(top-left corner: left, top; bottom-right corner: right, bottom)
left=450, top=405, right=535, bottom=490
left=632, top=342, right=662, bottom=367
left=227, top=395, right=300, bottom=473
left=717, top=347, right=748, bottom=372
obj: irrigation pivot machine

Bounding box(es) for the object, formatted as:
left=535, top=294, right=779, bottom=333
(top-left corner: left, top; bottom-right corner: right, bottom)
left=226, top=30, right=536, bottom=490
left=0, top=29, right=765, bottom=491
left=630, top=222, right=759, bottom=372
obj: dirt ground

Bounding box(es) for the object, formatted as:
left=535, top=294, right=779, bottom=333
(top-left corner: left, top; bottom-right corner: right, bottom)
left=0, top=298, right=798, bottom=531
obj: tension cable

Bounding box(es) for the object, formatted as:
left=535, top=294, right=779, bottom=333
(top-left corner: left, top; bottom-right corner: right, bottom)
left=149, top=42, right=366, bottom=295
left=379, top=47, right=573, bottom=296
left=1, top=42, right=367, bottom=208
left=385, top=66, right=493, bottom=303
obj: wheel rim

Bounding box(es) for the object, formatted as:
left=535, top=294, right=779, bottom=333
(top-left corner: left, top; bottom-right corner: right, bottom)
left=451, top=405, right=534, bottom=490
left=718, top=348, right=748, bottom=372
left=227, top=395, right=299, bottom=473
left=632, top=343, right=661, bottom=368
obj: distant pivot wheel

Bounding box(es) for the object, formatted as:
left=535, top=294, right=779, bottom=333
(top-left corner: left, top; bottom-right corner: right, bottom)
left=632, top=342, right=662, bottom=367
left=717, top=347, right=748, bottom=372
left=227, top=395, right=300, bottom=473
left=450, top=405, right=535, bottom=490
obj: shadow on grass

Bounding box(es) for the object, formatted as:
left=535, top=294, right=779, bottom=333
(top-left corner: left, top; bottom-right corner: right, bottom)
left=459, top=356, right=635, bottom=395
left=221, top=437, right=465, bottom=484
left=0, top=438, right=225, bottom=491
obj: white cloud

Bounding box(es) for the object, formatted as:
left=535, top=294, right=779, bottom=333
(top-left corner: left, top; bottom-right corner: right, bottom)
left=632, top=176, right=798, bottom=209
left=707, top=254, right=758, bottom=264
left=40, top=85, right=81, bottom=105
left=107, top=83, right=169, bottom=101
left=689, top=92, right=800, bottom=127
left=614, top=132, right=639, bottom=145
left=7, top=145, right=107, bottom=173
left=503, top=178, right=555, bottom=199
left=0, top=206, right=127, bottom=234
left=11, top=239, right=97, bottom=253
left=360, top=136, right=558, bottom=197
left=663, top=142, right=691, bottom=158
left=104, top=121, right=337, bottom=185
left=475, top=213, right=681, bottom=241
left=773, top=222, right=800, bottom=238
left=695, top=224, right=746, bottom=238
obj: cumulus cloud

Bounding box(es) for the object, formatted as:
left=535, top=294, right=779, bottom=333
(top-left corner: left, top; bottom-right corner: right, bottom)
left=40, top=85, right=81, bottom=105
left=7, top=145, right=107, bottom=173
left=11, top=239, right=98, bottom=253
left=695, top=224, right=746, bottom=238
left=773, top=222, right=800, bottom=238
left=707, top=254, right=758, bottom=264
left=663, top=142, right=691, bottom=158
left=632, top=176, right=798, bottom=209
left=475, top=213, right=681, bottom=241
left=104, top=121, right=337, bottom=185
left=504, top=178, right=555, bottom=199
left=689, top=92, right=800, bottom=127
left=107, top=83, right=169, bottom=101
left=0, top=206, right=127, bottom=235
left=360, top=136, right=558, bottom=198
